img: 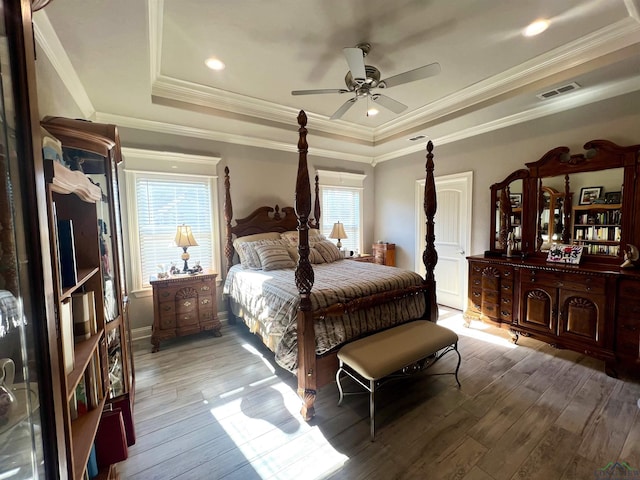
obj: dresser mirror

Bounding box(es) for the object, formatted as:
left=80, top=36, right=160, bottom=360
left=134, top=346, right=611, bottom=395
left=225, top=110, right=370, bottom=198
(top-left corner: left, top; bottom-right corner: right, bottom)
left=534, top=168, right=624, bottom=256
left=488, top=141, right=638, bottom=264
left=490, top=170, right=528, bottom=254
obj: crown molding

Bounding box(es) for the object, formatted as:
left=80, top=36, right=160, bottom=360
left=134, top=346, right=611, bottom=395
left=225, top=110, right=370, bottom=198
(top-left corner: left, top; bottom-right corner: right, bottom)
left=96, top=112, right=374, bottom=165
left=372, top=75, right=640, bottom=165
left=151, top=75, right=373, bottom=143
left=148, top=0, right=163, bottom=84
left=32, top=10, right=95, bottom=118
left=374, top=16, right=640, bottom=141
left=625, top=0, right=640, bottom=21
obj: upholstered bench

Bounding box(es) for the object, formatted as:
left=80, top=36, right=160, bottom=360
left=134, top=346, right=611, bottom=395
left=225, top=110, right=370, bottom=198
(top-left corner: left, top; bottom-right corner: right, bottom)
left=336, top=320, right=461, bottom=441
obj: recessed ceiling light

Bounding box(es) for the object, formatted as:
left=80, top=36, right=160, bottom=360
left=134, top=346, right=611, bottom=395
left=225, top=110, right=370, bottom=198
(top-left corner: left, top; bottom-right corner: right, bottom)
left=523, top=19, right=550, bottom=37
left=367, top=108, right=379, bottom=117
left=205, top=57, right=225, bottom=71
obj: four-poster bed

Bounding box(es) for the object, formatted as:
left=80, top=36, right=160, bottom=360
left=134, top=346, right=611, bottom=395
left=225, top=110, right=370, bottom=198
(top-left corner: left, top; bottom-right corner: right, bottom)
left=223, top=111, right=438, bottom=420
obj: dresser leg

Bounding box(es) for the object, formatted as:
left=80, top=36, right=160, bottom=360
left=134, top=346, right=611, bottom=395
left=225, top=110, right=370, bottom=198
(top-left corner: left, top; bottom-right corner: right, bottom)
left=151, top=337, right=160, bottom=353
left=212, top=328, right=222, bottom=338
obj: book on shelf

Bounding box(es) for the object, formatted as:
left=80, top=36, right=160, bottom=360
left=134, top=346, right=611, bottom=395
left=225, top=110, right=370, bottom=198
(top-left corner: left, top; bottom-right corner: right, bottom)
left=84, top=353, right=100, bottom=409
left=57, top=218, right=78, bottom=288
left=87, top=443, right=98, bottom=479
left=75, top=376, right=88, bottom=416
left=95, top=408, right=129, bottom=467
left=60, top=299, right=75, bottom=375
left=72, top=291, right=96, bottom=341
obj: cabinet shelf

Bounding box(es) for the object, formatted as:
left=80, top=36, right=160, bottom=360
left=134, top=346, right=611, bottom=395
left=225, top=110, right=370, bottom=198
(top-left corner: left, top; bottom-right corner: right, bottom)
left=66, top=332, right=104, bottom=400
left=71, top=394, right=108, bottom=480
left=60, top=267, right=101, bottom=300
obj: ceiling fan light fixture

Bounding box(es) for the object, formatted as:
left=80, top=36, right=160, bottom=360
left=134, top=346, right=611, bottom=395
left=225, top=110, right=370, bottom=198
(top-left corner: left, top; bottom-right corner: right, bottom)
left=367, top=107, right=379, bottom=117
left=523, top=19, right=550, bottom=37
left=205, top=57, right=226, bottom=71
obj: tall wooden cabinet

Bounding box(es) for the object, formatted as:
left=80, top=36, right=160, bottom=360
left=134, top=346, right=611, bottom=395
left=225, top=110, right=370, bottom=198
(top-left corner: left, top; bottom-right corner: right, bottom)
left=42, top=117, right=134, bottom=479
left=466, top=140, right=640, bottom=377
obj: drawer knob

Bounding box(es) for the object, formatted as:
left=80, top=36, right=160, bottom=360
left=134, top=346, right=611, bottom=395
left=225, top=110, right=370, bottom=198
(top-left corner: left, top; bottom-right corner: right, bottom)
left=201, top=286, right=210, bottom=292
left=623, top=325, right=638, bottom=332
left=501, top=311, right=509, bottom=316
left=183, top=300, right=192, bottom=307
left=161, top=292, right=170, bottom=298
left=201, top=298, right=210, bottom=305
left=162, top=306, right=171, bottom=312
left=473, top=292, right=480, bottom=297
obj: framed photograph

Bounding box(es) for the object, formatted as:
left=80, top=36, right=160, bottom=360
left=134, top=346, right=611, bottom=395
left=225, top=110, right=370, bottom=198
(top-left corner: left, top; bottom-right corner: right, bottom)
left=547, top=244, right=584, bottom=264
left=509, top=193, right=522, bottom=208
left=579, top=186, right=602, bottom=205
left=604, top=191, right=621, bottom=204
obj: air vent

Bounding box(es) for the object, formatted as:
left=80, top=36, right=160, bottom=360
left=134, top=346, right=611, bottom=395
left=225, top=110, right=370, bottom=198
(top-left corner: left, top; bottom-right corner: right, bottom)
left=536, top=82, right=581, bottom=100
left=408, top=135, right=426, bottom=141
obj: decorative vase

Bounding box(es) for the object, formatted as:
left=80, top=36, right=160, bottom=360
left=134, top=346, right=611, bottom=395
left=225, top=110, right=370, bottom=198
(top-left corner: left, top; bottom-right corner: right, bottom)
left=0, top=358, right=16, bottom=426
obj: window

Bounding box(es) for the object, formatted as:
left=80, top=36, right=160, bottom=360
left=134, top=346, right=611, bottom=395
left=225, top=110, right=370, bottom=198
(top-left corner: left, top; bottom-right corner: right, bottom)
left=123, top=149, right=220, bottom=292
left=316, top=170, right=366, bottom=254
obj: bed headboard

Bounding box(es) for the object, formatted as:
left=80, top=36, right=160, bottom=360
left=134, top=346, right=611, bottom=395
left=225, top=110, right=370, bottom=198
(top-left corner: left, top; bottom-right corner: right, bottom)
left=223, top=166, right=320, bottom=272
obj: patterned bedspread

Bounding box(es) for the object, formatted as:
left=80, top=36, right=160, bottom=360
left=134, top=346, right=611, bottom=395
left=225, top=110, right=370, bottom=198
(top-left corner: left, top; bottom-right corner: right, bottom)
left=223, top=260, right=426, bottom=372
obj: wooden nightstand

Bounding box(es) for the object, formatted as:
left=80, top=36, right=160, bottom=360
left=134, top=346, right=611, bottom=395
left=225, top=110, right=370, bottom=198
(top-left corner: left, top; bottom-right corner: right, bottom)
left=372, top=243, right=396, bottom=266
left=150, top=271, right=221, bottom=352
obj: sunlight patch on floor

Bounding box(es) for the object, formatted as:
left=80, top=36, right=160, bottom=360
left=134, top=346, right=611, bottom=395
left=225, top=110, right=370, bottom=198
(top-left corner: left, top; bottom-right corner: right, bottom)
left=437, top=311, right=518, bottom=349
left=209, top=378, right=348, bottom=479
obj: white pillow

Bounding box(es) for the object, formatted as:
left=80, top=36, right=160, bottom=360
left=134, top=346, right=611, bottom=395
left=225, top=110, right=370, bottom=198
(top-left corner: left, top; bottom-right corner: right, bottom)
left=254, top=244, right=295, bottom=271
left=309, top=247, right=325, bottom=264
left=314, top=240, right=342, bottom=263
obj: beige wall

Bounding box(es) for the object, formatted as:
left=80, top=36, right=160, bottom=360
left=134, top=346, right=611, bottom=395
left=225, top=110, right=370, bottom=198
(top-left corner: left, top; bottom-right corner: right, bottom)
left=35, top=46, right=640, bottom=331
left=374, top=90, right=640, bottom=270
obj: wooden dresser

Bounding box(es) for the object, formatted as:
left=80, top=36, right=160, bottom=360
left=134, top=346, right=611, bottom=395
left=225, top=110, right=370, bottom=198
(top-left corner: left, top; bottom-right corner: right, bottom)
left=372, top=242, right=396, bottom=266
left=466, top=139, right=640, bottom=377
left=150, top=271, right=221, bottom=352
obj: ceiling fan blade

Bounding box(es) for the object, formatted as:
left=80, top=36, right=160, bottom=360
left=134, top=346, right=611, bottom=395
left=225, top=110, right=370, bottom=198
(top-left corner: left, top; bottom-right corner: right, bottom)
left=343, top=47, right=366, bottom=84
left=292, top=88, right=349, bottom=96
left=380, top=62, right=441, bottom=88
left=330, top=98, right=357, bottom=120
left=371, top=94, right=407, bottom=114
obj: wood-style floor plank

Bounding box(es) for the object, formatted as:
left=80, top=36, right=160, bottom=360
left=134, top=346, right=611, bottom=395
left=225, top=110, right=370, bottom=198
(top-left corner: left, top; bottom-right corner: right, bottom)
left=117, top=308, right=640, bottom=480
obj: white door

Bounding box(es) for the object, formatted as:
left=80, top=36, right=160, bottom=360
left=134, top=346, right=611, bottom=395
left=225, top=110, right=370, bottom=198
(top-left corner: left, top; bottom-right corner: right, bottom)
left=416, top=171, right=472, bottom=310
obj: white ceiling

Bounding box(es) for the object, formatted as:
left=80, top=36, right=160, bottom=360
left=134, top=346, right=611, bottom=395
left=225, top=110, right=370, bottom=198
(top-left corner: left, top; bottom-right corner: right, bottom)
left=34, top=0, right=640, bottom=164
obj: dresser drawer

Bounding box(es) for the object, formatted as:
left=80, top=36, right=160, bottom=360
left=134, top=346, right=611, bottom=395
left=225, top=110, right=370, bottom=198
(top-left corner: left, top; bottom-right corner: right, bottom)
left=521, top=269, right=605, bottom=294
left=618, top=279, right=640, bottom=300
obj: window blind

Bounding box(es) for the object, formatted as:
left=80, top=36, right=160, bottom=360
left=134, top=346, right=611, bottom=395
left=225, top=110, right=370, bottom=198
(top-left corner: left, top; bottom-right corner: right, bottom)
left=135, top=175, right=213, bottom=285
left=320, top=186, right=361, bottom=253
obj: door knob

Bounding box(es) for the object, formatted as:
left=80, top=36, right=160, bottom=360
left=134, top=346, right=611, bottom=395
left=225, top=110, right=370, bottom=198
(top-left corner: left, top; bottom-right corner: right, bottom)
left=459, top=249, right=465, bottom=255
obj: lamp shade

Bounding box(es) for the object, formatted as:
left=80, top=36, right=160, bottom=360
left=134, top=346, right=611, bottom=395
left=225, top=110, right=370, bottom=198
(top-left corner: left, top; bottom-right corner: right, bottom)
left=329, top=222, right=347, bottom=240
left=174, top=225, right=199, bottom=248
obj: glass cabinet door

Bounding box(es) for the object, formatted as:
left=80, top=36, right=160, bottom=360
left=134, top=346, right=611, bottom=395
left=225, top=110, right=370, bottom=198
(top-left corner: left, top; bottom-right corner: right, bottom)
left=0, top=2, right=51, bottom=478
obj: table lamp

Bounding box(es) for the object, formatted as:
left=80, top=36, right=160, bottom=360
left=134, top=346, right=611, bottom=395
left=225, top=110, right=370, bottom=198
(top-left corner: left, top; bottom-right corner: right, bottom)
left=329, top=221, right=347, bottom=250
left=175, top=224, right=198, bottom=272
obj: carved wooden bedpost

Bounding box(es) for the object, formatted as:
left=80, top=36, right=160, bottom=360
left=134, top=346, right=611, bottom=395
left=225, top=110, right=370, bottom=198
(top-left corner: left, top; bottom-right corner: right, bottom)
left=294, top=110, right=317, bottom=420
left=312, top=173, right=321, bottom=228
left=224, top=166, right=234, bottom=274
left=422, top=141, right=439, bottom=322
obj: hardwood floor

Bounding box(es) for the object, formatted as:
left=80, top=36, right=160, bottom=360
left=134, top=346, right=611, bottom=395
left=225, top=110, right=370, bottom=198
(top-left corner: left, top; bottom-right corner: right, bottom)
left=118, top=307, right=640, bottom=480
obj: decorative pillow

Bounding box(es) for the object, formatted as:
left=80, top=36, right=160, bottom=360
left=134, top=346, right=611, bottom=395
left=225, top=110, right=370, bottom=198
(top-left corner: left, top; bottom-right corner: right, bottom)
left=314, top=239, right=342, bottom=263
left=237, top=238, right=286, bottom=269
left=281, top=229, right=325, bottom=247
left=287, top=246, right=299, bottom=263
left=254, top=243, right=295, bottom=271
left=309, top=247, right=325, bottom=264
left=233, top=232, right=282, bottom=265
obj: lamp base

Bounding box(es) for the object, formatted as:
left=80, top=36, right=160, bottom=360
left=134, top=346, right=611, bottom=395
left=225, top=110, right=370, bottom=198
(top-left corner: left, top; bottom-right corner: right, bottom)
left=336, top=240, right=342, bottom=249
left=181, top=248, right=190, bottom=272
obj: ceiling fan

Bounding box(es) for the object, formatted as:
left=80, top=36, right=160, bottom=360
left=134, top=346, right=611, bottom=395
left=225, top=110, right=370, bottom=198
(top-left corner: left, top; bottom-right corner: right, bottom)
left=292, top=43, right=441, bottom=120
